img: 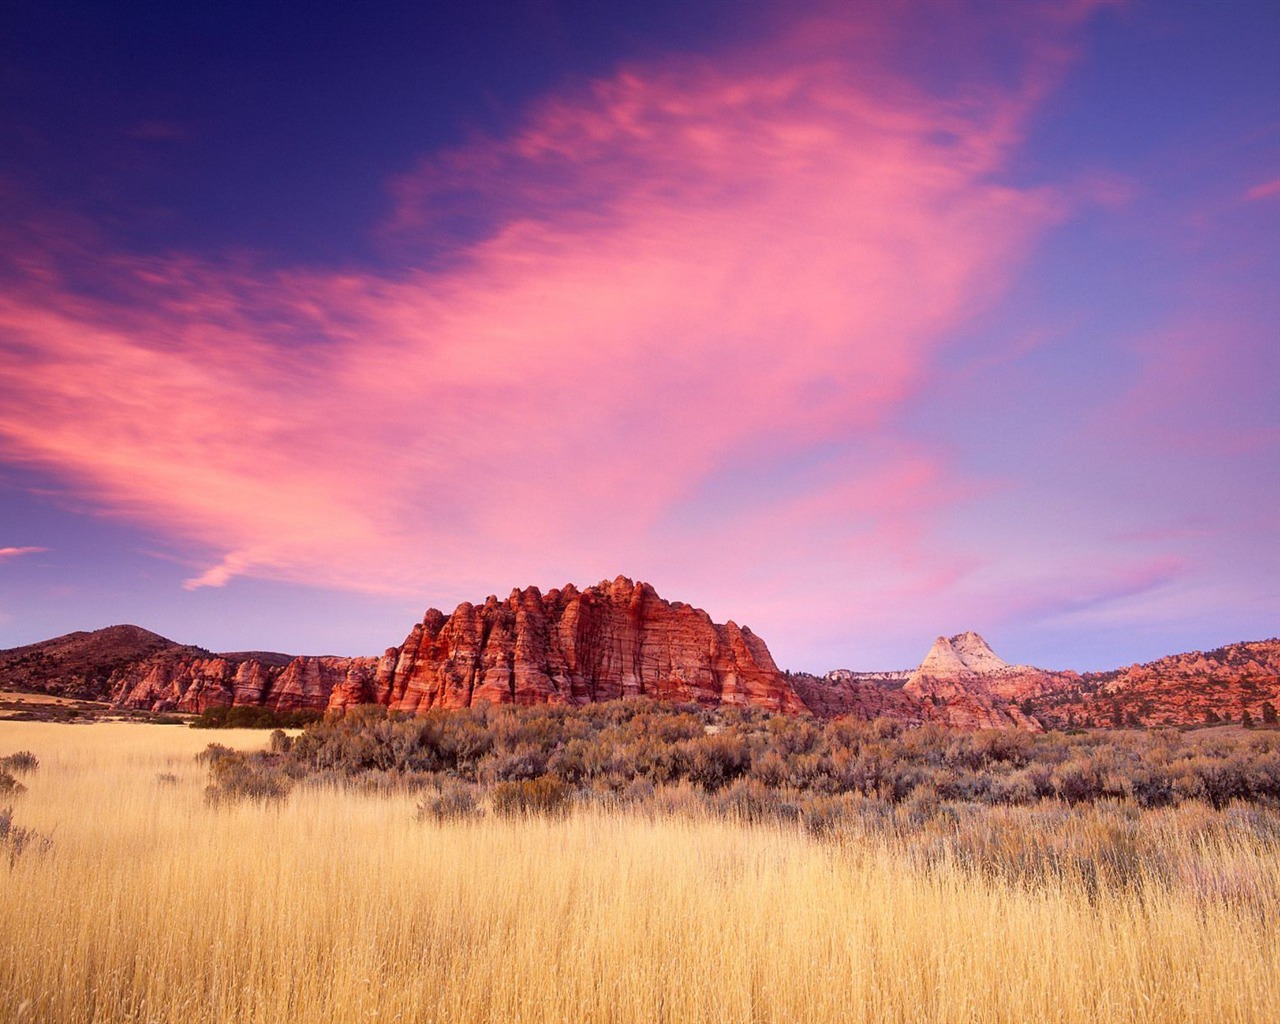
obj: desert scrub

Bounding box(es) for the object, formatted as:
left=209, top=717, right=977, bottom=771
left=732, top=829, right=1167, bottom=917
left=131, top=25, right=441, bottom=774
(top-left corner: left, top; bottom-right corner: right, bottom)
left=0, top=751, right=39, bottom=774
left=491, top=775, right=571, bottom=816
left=3, top=720, right=1279, bottom=1024
left=190, top=705, right=321, bottom=729
left=416, top=777, right=481, bottom=822
left=201, top=746, right=297, bottom=805
left=264, top=699, right=1280, bottom=827
left=0, top=806, right=50, bottom=865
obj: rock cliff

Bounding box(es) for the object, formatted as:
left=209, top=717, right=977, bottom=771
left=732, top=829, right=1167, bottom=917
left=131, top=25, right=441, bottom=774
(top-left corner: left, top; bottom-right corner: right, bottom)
left=3, top=600, right=1275, bottom=731
left=110, top=652, right=379, bottom=713
left=340, top=576, right=805, bottom=714
left=787, top=669, right=926, bottom=722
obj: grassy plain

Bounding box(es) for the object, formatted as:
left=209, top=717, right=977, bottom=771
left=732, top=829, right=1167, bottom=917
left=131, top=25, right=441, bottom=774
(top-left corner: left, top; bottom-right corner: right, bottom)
left=2, top=719, right=1278, bottom=1024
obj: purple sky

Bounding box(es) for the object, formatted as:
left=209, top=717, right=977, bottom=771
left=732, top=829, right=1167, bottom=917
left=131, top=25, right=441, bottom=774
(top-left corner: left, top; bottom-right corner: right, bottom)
left=0, top=0, right=1277, bottom=672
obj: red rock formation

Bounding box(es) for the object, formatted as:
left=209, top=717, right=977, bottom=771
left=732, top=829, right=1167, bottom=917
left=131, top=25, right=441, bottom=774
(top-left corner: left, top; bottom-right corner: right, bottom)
left=788, top=670, right=931, bottom=724
left=902, top=633, right=1054, bottom=731
left=351, top=576, right=805, bottom=714
left=6, top=608, right=1273, bottom=732
left=0, top=582, right=801, bottom=717
left=1027, top=639, right=1280, bottom=728
left=109, top=652, right=378, bottom=713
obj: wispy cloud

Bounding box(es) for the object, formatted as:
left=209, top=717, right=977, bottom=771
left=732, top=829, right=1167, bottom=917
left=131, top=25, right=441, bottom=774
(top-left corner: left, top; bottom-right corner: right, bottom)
left=0, top=546, right=48, bottom=562
left=1244, top=178, right=1280, bottom=202
left=0, top=4, right=1085, bottom=629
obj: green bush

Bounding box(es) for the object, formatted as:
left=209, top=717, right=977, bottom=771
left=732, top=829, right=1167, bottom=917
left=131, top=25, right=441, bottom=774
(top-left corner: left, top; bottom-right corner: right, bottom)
left=191, top=705, right=322, bottom=730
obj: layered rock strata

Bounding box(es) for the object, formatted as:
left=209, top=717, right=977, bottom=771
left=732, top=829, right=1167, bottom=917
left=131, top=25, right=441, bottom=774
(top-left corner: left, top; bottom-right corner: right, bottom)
left=111, top=653, right=380, bottom=713
left=341, top=576, right=805, bottom=714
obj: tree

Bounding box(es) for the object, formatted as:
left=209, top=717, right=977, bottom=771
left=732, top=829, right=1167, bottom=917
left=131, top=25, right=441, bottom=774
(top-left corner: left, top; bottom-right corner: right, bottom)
left=1262, top=701, right=1278, bottom=726
left=1242, top=709, right=1255, bottom=729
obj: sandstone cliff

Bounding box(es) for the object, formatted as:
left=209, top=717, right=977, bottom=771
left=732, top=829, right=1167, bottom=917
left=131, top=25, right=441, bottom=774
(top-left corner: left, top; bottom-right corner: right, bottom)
left=110, top=652, right=379, bottom=713
left=339, top=576, right=805, bottom=714
left=0, top=578, right=802, bottom=715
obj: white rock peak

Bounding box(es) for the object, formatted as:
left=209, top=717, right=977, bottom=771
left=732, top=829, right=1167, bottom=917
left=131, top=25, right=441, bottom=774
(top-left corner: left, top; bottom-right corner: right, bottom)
left=917, top=631, right=1010, bottom=676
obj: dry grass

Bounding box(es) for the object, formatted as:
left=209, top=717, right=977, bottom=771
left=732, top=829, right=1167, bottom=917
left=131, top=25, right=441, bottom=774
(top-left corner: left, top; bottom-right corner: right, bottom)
left=2, top=720, right=1278, bottom=1024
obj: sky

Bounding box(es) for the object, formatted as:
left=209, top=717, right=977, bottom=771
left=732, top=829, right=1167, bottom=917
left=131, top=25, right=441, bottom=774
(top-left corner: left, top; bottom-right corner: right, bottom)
left=0, top=0, right=1276, bottom=672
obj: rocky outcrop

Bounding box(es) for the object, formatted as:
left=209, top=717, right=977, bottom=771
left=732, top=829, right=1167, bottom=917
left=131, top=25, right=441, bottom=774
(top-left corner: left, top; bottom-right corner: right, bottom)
left=1026, top=639, right=1280, bottom=728
left=4, top=603, right=1275, bottom=731
left=899, top=632, right=1055, bottom=730
left=788, top=669, right=927, bottom=722
left=108, top=651, right=379, bottom=713
left=0, top=578, right=801, bottom=715
left=352, top=576, right=805, bottom=714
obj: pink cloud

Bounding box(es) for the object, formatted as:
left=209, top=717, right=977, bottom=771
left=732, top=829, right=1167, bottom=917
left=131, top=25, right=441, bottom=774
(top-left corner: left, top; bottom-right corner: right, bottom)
left=0, top=5, right=1080, bottom=624
left=1244, top=178, right=1280, bottom=202
left=0, top=546, right=48, bottom=562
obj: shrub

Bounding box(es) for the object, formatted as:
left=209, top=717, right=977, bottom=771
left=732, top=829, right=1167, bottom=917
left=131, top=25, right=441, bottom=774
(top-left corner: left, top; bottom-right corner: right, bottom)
left=716, top=778, right=786, bottom=824
left=1052, top=758, right=1104, bottom=805
left=416, top=779, right=481, bottom=822
left=483, top=743, right=549, bottom=783
left=491, top=776, right=571, bottom=817
left=191, top=705, right=322, bottom=730
left=0, top=751, right=39, bottom=774
left=0, top=771, right=24, bottom=796
left=203, top=751, right=294, bottom=805
left=0, top=806, right=50, bottom=865
left=988, top=770, right=1038, bottom=806
left=686, top=733, right=750, bottom=791
left=195, top=743, right=236, bottom=765
left=188, top=698, right=1280, bottom=824
left=1129, top=767, right=1175, bottom=809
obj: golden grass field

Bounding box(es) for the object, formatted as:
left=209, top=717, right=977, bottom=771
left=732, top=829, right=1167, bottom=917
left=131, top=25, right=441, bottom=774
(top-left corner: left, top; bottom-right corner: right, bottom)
left=2, top=719, right=1278, bottom=1023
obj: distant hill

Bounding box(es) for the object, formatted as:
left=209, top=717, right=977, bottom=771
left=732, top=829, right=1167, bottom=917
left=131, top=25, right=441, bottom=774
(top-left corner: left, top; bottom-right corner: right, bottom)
left=0, top=625, right=196, bottom=699
left=1025, top=639, right=1280, bottom=729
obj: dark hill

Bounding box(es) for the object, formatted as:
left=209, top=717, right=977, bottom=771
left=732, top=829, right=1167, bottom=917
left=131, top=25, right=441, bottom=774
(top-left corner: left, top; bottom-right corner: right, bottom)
left=0, top=624, right=201, bottom=699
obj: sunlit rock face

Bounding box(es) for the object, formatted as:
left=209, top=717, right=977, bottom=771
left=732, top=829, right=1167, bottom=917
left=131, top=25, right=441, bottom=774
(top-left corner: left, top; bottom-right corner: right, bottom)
left=356, top=576, right=806, bottom=714
left=902, top=632, right=1062, bottom=731
left=111, top=653, right=379, bottom=713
